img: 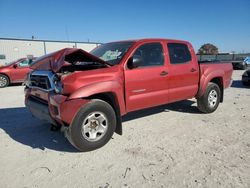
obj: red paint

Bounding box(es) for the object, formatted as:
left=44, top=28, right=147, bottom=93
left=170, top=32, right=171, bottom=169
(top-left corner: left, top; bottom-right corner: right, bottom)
left=30, top=48, right=111, bottom=72
left=0, top=58, right=34, bottom=83
left=49, top=94, right=89, bottom=125
left=25, top=39, right=233, bottom=126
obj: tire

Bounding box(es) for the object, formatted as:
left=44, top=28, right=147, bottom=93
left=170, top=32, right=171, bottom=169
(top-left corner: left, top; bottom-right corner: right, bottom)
left=0, top=74, right=10, bottom=88
left=197, top=82, right=221, bottom=113
left=67, top=99, right=117, bottom=152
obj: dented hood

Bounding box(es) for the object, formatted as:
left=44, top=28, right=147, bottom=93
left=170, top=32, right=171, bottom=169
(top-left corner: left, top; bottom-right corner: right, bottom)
left=30, top=48, right=110, bottom=72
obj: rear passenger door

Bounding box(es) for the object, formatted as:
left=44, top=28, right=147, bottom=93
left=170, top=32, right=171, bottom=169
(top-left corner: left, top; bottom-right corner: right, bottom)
left=124, top=42, right=169, bottom=112
left=166, top=42, right=199, bottom=103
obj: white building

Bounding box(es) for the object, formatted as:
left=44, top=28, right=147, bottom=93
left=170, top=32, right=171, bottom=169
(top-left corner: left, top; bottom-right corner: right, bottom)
left=0, top=38, right=100, bottom=65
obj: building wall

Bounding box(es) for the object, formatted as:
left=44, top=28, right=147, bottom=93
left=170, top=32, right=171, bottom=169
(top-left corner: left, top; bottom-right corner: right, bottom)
left=45, top=41, right=76, bottom=54
left=76, top=43, right=98, bottom=52
left=0, top=38, right=100, bottom=65
left=0, top=39, right=44, bottom=65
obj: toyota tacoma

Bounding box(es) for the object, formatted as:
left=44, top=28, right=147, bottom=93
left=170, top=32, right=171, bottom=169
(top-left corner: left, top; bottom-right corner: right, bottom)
left=24, top=39, right=233, bottom=151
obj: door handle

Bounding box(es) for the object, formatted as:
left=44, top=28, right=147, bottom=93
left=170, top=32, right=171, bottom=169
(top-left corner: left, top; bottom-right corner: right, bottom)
left=190, top=68, right=197, bottom=72
left=160, top=71, right=168, bottom=76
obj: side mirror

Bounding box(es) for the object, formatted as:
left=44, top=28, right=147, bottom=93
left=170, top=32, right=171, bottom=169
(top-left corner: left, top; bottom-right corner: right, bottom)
left=13, top=64, right=17, bottom=68
left=127, top=55, right=143, bottom=69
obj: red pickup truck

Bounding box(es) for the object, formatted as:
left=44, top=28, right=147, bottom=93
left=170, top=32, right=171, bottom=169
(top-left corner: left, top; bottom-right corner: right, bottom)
left=24, top=39, right=233, bottom=151
left=0, top=58, right=34, bottom=87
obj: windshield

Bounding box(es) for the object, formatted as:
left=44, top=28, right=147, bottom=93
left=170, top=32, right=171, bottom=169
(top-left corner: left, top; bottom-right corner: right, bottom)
left=90, top=41, right=134, bottom=65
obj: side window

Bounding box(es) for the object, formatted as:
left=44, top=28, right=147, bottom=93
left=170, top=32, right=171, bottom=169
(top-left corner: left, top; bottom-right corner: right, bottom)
left=167, top=43, right=191, bottom=64
left=18, top=59, right=30, bottom=67
left=133, top=43, right=164, bottom=67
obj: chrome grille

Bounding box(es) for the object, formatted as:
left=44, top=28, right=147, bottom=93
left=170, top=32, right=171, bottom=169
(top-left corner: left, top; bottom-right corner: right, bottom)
left=30, top=75, right=51, bottom=90
left=27, top=70, right=55, bottom=91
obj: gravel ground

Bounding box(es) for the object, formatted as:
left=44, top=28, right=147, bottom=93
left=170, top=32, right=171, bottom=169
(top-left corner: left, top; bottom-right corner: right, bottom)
left=0, top=70, right=249, bottom=188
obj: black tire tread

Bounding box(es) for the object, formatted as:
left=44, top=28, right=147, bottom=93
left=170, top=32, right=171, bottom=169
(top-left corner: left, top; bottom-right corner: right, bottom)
left=68, top=99, right=116, bottom=152
left=197, top=82, right=221, bottom=113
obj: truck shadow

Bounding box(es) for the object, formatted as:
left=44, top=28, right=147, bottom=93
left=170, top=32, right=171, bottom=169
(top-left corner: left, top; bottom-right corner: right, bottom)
left=0, top=100, right=199, bottom=152
left=123, top=100, right=200, bottom=122
left=231, top=80, right=250, bottom=89
left=0, top=107, right=77, bottom=152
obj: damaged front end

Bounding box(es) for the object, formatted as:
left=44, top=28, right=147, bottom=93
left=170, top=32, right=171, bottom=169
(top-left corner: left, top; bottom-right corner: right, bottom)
left=30, top=47, right=111, bottom=72
left=25, top=48, right=111, bottom=127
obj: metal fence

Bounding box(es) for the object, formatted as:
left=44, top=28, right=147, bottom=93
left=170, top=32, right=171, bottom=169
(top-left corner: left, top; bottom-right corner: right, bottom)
left=197, top=53, right=250, bottom=61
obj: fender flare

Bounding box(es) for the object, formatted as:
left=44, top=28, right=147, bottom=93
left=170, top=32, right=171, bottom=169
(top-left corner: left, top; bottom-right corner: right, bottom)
left=69, top=80, right=119, bottom=97
left=197, top=70, right=224, bottom=98
left=68, top=80, right=126, bottom=135
left=0, top=73, right=11, bottom=83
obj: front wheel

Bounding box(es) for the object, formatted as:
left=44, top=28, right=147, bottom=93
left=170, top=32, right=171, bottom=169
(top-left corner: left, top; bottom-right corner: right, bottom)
left=0, top=74, right=10, bottom=88
left=67, top=99, right=117, bottom=152
left=197, top=82, right=221, bottom=113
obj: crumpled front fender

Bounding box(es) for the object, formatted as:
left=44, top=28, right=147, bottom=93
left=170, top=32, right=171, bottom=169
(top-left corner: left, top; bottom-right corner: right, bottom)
left=68, top=80, right=126, bottom=115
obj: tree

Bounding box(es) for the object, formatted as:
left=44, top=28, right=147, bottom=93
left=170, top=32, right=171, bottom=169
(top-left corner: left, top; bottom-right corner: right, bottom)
left=198, top=43, right=219, bottom=55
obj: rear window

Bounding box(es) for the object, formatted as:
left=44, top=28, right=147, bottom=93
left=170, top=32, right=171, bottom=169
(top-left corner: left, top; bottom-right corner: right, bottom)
left=167, top=43, right=191, bottom=64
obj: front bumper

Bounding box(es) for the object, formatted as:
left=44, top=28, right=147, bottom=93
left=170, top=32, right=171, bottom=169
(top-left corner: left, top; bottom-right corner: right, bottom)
left=25, top=88, right=89, bottom=126
left=25, top=96, right=57, bottom=125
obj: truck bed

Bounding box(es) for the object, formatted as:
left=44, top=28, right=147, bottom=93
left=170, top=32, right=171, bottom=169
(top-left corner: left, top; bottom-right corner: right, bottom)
left=197, top=61, right=233, bottom=97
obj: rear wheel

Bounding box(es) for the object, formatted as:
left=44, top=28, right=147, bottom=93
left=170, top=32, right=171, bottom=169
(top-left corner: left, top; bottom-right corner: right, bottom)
left=67, top=99, right=116, bottom=152
left=0, top=74, right=9, bottom=88
left=197, top=82, right=221, bottom=113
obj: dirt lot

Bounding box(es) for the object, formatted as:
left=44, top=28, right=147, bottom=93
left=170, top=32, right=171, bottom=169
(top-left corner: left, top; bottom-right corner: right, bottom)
left=0, top=70, right=249, bottom=188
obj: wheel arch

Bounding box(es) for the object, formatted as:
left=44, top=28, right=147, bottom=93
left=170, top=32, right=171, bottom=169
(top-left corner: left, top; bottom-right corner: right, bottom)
left=197, top=70, right=224, bottom=102
left=87, top=92, right=123, bottom=135
left=67, top=81, right=126, bottom=135
left=210, top=77, right=224, bottom=102
left=0, top=73, right=10, bottom=87
left=0, top=73, right=10, bottom=81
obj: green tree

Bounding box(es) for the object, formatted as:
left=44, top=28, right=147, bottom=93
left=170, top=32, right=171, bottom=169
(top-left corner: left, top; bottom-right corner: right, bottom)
left=198, top=43, right=219, bottom=55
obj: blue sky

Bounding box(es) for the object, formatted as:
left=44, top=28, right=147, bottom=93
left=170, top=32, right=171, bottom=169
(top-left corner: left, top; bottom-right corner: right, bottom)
left=0, top=0, right=249, bottom=53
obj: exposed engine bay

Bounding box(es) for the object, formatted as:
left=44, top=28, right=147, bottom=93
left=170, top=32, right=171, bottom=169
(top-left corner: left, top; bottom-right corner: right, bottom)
left=57, top=49, right=110, bottom=75
left=58, top=61, right=107, bottom=75
left=30, top=48, right=111, bottom=74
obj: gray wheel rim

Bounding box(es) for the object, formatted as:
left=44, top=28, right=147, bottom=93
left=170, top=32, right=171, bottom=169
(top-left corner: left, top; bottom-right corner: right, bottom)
left=81, top=111, right=108, bottom=142
left=0, top=76, right=7, bottom=87
left=208, top=89, right=217, bottom=108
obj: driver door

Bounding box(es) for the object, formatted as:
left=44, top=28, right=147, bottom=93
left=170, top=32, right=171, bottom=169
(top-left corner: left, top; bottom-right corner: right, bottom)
left=124, top=42, right=169, bottom=112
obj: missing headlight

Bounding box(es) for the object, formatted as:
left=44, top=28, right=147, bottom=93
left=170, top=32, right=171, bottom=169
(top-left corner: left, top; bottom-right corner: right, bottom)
left=53, top=75, right=63, bottom=94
